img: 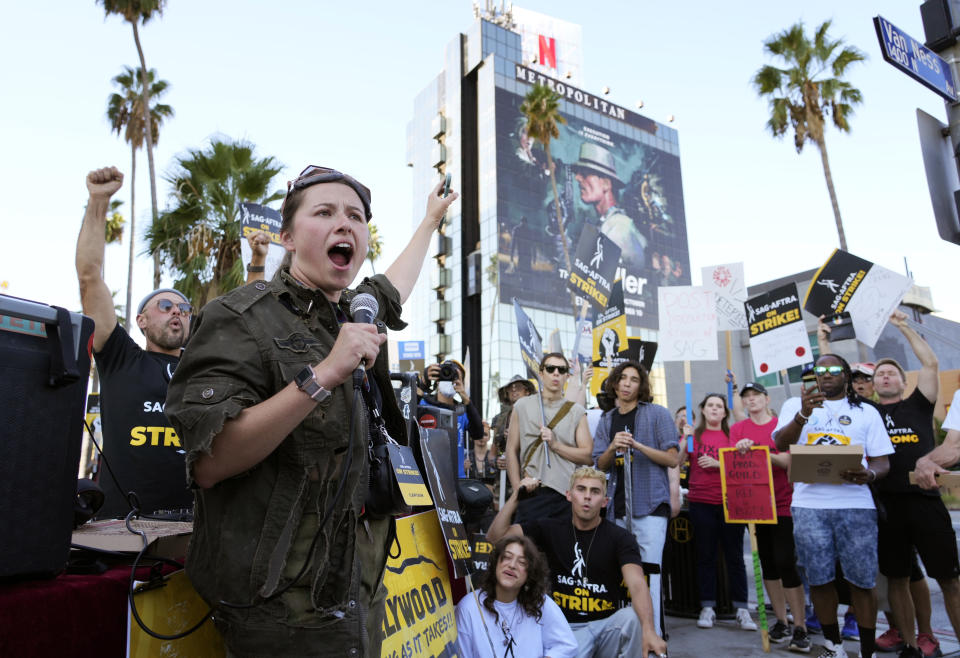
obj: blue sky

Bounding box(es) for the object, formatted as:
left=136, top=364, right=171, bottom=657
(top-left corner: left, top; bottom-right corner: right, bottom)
left=1, top=1, right=956, bottom=330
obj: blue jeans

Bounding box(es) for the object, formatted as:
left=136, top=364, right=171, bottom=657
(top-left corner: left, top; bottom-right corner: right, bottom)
left=688, top=501, right=748, bottom=609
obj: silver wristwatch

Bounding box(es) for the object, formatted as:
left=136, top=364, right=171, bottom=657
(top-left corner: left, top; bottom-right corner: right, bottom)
left=294, top=365, right=331, bottom=402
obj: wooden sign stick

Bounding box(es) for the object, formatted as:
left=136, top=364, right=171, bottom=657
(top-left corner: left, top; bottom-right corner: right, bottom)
left=749, top=522, right=770, bottom=652
left=726, top=331, right=734, bottom=409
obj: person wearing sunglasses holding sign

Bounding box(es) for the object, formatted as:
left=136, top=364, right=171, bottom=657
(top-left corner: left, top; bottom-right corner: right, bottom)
left=164, top=167, right=457, bottom=657
left=774, top=355, right=894, bottom=658
left=76, top=166, right=195, bottom=519
left=505, top=353, right=593, bottom=525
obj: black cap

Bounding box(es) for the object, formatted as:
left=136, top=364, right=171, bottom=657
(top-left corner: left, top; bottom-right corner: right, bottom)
left=740, top=382, right=767, bottom=396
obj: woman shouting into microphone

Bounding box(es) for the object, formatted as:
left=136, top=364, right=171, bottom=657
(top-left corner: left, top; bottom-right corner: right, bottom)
left=165, top=167, right=457, bottom=657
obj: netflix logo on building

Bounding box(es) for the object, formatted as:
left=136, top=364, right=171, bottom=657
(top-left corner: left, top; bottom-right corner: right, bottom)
left=512, top=6, right=584, bottom=83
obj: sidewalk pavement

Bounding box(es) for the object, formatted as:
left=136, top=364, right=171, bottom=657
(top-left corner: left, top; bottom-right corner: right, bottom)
left=661, top=611, right=960, bottom=657
left=659, top=509, right=960, bottom=656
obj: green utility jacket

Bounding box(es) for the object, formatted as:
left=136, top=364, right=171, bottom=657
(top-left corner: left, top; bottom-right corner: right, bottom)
left=165, top=270, right=407, bottom=657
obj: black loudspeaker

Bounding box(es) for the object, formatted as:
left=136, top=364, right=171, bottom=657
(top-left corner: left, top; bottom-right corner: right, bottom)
left=0, top=295, right=93, bottom=579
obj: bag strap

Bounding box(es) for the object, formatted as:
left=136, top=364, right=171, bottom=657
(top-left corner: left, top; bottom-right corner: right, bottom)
left=547, top=401, right=574, bottom=430
left=521, top=400, right=575, bottom=472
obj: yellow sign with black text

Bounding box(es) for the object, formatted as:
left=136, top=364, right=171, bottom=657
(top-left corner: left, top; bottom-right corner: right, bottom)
left=380, top=511, right=459, bottom=658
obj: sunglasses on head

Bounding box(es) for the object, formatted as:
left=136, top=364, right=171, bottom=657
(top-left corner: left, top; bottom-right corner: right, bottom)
left=542, top=364, right=569, bottom=374
left=284, top=165, right=372, bottom=221
left=814, top=365, right=844, bottom=375
left=154, top=299, right=192, bottom=316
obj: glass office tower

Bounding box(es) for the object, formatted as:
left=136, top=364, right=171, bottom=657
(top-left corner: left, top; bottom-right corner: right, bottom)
left=406, top=8, right=689, bottom=413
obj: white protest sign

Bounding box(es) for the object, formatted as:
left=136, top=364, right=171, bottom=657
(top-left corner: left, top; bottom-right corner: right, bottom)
left=240, top=203, right=285, bottom=280
left=658, top=286, right=718, bottom=362
left=702, top=263, right=748, bottom=331
left=745, top=283, right=812, bottom=375
left=803, top=250, right=914, bottom=348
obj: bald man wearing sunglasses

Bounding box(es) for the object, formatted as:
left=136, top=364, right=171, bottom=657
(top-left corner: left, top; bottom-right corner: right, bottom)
left=506, top=352, right=593, bottom=524
left=76, top=166, right=195, bottom=519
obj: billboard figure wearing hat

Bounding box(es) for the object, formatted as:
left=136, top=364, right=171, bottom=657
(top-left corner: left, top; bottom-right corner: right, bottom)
left=76, top=166, right=194, bottom=519
left=573, top=142, right=646, bottom=271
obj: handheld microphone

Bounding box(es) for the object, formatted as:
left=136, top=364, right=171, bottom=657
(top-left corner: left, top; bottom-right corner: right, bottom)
left=349, top=293, right=379, bottom=387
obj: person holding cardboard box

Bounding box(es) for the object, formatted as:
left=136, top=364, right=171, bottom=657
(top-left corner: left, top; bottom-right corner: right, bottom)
left=774, top=354, right=894, bottom=658
left=872, top=311, right=959, bottom=658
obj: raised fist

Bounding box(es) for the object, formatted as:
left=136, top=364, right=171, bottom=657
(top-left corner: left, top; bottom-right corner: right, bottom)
left=86, top=167, right=123, bottom=199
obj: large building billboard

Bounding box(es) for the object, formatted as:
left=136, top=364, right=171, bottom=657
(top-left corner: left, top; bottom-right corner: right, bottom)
left=495, top=78, right=690, bottom=330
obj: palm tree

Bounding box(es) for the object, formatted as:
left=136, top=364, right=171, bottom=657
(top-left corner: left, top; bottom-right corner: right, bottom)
left=147, top=138, right=283, bottom=308
left=520, top=84, right=578, bottom=316
left=106, top=65, right=173, bottom=329
left=753, top=20, right=865, bottom=251
left=96, top=0, right=167, bottom=287
left=367, top=221, right=383, bottom=274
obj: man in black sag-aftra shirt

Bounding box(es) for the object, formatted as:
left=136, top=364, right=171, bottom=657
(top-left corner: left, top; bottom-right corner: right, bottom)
left=76, top=166, right=193, bottom=518
left=486, top=466, right=667, bottom=658
left=872, top=310, right=960, bottom=657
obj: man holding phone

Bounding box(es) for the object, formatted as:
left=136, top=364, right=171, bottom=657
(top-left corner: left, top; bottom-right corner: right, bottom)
left=774, top=354, right=894, bottom=658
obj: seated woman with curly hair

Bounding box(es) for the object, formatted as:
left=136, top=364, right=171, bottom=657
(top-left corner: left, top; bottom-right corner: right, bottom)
left=455, top=535, right=576, bottom=658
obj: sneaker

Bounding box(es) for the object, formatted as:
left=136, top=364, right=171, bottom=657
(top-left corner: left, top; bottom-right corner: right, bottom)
left=737, top=607, right=758, bottom=631
left=897, top=647, right=923, bottom=658
left=843, top=611, right=860, bottom=641
left=789, top=626, right=812, bottom=653
left=806, top=607, right=823, bottom=635
left=697, top=606, right=716, bottom=629
left=817, top=639, right=845, bottom=658
left=876, top=629, right=905, bottom=652
left=916, top=632, right=943, bottom=658
left=769, top=620, right=791, bottom=643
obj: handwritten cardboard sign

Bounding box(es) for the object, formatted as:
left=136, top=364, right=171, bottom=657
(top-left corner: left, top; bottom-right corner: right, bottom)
left=657, top=286, right=718, bottom=362
left=702, top=263, right=748, bottom=331
left=719, top=446, right=777, bottom=524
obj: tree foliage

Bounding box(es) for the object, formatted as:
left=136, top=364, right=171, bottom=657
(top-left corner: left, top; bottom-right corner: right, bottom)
left=753, top=20, right=865, bottom=251
left=106, top=66, right=172, bottom=150
left=753, top=20, right=864, bottom=152
left=519, top=83, right=578, bottom=316
left=147, top=138, right=283, bottom=308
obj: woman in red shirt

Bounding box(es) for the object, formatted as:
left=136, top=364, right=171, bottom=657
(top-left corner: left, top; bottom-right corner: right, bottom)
left=683, top=393, right=755, bottom=632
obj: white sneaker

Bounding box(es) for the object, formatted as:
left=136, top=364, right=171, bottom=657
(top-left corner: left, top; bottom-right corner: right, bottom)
left=697, top=606, right=716, bottom=628
left=817, top=639, right=845, bottom=657
left=736, top=607, right=758, bottom=631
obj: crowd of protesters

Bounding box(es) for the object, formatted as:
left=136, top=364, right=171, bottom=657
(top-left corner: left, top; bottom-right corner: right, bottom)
left=442, top=309, right=960, bottom=658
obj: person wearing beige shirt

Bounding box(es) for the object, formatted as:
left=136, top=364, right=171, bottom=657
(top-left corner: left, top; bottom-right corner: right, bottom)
left=505, top=352, right=593, bottom=523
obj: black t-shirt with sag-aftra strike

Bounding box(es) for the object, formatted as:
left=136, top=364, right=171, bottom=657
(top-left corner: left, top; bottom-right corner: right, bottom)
left=522, top=516, right=644, bottom=623
left=94, top=324, right=193, bottom=518
left=873, top=388, right=939, bottom=497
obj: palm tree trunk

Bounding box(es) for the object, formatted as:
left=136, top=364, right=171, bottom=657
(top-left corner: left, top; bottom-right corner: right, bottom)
left=816, top=136, right=848, bottom=252
left=545, top=146, right=580, bottom=318
left=125, top=145, right=136, bottom=330
left=131, top=21, right=162, bottom=288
